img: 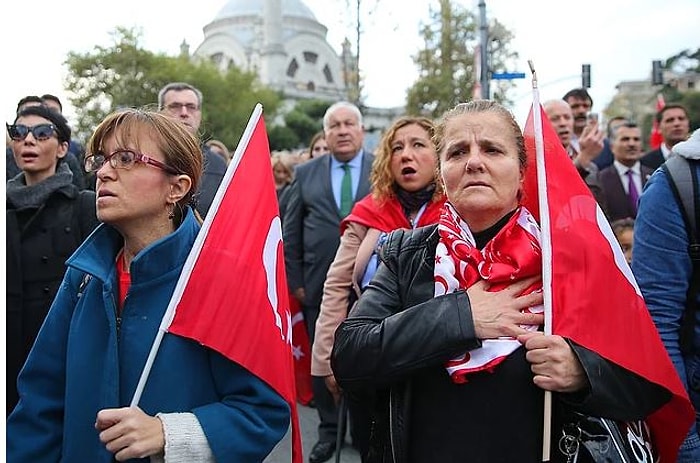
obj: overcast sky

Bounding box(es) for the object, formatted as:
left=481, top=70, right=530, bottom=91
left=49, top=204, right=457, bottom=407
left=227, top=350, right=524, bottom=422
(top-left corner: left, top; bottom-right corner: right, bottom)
left=3, top=0, right=698, bottom=127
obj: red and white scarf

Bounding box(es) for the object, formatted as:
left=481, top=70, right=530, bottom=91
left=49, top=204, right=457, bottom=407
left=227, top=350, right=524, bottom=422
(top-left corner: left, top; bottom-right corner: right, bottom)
left=435, top=202, right=543, bottom=383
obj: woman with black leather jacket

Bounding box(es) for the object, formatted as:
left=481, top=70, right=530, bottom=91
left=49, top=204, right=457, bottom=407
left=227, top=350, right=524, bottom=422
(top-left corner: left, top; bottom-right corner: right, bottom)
left=331, top=101, right=677, bottom=463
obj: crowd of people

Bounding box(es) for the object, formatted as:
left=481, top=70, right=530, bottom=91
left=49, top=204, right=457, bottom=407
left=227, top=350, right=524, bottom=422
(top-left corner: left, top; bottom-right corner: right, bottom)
left=5, top=83, right=699, bottom=463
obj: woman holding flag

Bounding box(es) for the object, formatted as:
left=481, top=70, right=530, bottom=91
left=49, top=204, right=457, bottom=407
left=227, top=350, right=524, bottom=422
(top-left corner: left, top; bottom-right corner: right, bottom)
left=7, top=108, right=290, bottom=462
left=331, top=100, right=683, bottom=462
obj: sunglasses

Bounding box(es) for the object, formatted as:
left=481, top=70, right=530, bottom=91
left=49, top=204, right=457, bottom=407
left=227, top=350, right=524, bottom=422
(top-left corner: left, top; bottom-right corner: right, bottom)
left=6, top=123, right=57, bottom=141
left=84, top=149, right=181, bottom=175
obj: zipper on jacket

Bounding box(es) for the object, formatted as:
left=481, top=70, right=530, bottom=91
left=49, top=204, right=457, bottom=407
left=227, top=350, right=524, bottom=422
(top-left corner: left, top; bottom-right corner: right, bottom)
left=113, top=294, right=122, bottom=338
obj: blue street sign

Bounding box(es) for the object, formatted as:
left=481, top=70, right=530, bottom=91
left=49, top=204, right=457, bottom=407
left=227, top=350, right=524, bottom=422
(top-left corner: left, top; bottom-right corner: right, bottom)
left=491, top=72, right=527, bottom=80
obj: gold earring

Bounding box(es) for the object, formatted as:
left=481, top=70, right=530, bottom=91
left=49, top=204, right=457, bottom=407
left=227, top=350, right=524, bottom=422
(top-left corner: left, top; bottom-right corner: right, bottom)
left=167, top=203, right=175, bottom=220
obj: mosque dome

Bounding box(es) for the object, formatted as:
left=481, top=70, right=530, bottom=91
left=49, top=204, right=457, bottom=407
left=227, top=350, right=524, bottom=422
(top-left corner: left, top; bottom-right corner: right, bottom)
left=213, top=0, right=317, bottom=22
left=195, top=0, right=351, bottom=102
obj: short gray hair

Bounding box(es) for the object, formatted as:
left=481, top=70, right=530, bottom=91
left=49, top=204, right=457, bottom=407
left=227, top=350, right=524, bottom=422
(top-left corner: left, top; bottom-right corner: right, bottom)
left=157, top=82, right=203, bottom=110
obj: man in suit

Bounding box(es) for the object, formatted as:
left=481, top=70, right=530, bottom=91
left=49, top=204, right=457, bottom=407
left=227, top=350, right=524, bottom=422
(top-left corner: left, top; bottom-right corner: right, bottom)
left=640, top=103, right=690, bottom=171
left=158, top=82, right=227, bottom=218
left=283, top=101, right=373, bottom=463
left=599, top=122, right=653, bottom=222
left=593, top=116, right=629, bottom=170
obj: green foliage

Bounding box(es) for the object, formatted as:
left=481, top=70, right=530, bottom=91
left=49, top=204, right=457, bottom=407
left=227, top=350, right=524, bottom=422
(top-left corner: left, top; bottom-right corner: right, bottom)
left=294, top=99, right=332, bottom=122
left=268, top=98, right=331, bottom=150
left=665, top=48, right=700, bottom=73
left=268, top=125, right=300, bottom=151
left=64, top=27, right=282, bottom=150
left=678, top=91, right=700, bottom=131
left=405, top=0, right=518, bottom=118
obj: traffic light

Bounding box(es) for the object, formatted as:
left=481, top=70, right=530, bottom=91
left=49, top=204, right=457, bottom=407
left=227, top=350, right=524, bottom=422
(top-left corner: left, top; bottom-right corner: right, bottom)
left=581, top=64, right=591, bottom=88
left=652, top=60, right=664, bottom=86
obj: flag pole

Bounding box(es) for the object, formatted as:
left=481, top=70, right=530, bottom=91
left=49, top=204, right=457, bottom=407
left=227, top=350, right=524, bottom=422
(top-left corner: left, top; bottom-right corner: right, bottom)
left=130, top=104, right=264, bottom=406
left=528, top=60, right=553, bottom=461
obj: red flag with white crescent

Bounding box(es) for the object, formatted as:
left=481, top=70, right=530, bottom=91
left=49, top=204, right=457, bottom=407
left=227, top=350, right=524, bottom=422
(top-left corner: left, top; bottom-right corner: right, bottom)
left=167, top=104, right=302, bottom=463
left=290, top=295, right=314, bottom=405
left=520, top=103, right=694, bottom=462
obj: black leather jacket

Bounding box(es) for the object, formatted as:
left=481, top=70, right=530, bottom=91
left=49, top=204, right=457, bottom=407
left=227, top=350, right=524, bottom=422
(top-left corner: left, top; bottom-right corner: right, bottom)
left=332, top=225, right=670, bottom=463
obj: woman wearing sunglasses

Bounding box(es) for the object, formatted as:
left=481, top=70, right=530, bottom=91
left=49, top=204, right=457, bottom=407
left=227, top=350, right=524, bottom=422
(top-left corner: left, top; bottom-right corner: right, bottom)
left=6, top=108, right=290, bottom=462
left=6, top=104, right=99, bottom=416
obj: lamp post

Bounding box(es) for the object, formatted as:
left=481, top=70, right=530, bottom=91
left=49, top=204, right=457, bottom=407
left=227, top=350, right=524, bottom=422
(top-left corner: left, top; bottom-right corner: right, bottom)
left=478, top=0, right=490, bottom=99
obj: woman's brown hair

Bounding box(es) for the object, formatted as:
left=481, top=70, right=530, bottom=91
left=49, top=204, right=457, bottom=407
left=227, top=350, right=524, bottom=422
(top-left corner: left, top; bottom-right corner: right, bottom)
left=86, top=108, right=203, bottom=223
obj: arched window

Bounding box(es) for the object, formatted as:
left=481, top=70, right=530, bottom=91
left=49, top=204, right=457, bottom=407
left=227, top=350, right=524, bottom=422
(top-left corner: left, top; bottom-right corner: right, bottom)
left=287, top=58, right=299, bottom=78
left=323, top=64, right=334, bottom=84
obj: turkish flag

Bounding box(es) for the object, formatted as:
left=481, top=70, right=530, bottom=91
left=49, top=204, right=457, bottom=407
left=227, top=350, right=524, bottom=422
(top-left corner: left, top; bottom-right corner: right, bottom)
left=290, top=295, right=314, bottom=406
left=649, top=93, right=666, bottom=149
left=166, top=104, right=302, bottom=463
left=520, top=102, right=694, bottom=462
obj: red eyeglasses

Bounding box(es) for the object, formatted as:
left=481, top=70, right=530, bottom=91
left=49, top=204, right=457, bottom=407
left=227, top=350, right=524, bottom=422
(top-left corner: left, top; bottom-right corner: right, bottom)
left=84, top=149, right=181, bottom=175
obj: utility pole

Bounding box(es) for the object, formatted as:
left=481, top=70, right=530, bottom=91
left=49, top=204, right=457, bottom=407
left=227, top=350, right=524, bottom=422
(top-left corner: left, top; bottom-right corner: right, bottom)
left=351, top=0, right=361, bottom=105
left=478, top=0, right=490, bottom=99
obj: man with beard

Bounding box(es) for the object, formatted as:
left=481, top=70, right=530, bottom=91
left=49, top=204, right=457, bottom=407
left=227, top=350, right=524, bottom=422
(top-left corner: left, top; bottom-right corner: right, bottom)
left=563, top=87, right=594, bottom=152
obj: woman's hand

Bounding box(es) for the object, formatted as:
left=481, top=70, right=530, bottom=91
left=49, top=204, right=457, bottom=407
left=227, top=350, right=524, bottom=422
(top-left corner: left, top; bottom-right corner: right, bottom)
left=466, top=277, right=544, bottom=339
left=518, top=332, right=589, bottom=393
left=95, top=406, right=165, bottom=461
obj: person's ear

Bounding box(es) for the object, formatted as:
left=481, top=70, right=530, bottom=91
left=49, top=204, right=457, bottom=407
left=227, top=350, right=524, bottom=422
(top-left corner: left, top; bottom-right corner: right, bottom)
left=168, top=174, right=192, bottom=204
left=56, top=141, right=69, bottom=160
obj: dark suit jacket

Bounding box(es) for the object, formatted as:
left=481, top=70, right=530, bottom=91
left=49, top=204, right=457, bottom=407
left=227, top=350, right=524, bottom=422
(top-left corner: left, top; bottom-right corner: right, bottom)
left=593, top=138, right=614, bottom=170
left=599, top=163, right=654, bottom=221
left=640, top=148, right=664, bottom=171
left=283, top=151, right=373, bottom=319
left=195, top=145, right=227, bottom=218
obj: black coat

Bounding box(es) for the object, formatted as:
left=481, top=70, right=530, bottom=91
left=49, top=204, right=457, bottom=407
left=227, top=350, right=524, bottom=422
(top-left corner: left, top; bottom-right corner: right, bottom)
left=194, top=146, right=228, bottom=219
left=6, top=185, right=99, bottom=414
left=332, top=225, right=670, bottom=463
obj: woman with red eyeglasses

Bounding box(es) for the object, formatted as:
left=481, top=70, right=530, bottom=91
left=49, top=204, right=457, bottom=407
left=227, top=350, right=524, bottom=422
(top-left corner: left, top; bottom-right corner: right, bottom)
left=6, top=108, right=290, bottom=463
left=6, top=104, right=99, bottom=416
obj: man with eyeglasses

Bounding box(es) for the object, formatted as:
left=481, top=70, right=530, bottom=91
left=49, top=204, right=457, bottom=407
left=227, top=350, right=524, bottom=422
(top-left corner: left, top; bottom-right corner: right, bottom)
left=158, top=82, right=227, bottom=218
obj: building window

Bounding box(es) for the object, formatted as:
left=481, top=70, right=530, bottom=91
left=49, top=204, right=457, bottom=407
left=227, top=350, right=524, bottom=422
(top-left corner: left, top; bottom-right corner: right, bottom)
left=210, top=53, right=224, bottom=66
left=287, top=58, right=299, bottom=78
left=323, top=65, right=334, bottom=84
left=307, top=81, right=316, bottom=91
left=303, top=51, right=318, bottom=64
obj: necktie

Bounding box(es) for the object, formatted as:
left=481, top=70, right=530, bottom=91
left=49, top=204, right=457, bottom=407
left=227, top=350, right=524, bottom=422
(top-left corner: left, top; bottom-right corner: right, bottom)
left=340, top=163, right=353, bottom=217
left=626, top=169, right=640, bottom=212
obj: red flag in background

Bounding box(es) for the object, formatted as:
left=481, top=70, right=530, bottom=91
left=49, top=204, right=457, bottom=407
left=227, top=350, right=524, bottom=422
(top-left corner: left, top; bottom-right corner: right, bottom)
left=520, top=104, right=694, bottom=462
left=167, top=104, right=302, bottom=463
left=649, top=93, right=666, bottom=149
left=290, top=296, right=314, bottom=406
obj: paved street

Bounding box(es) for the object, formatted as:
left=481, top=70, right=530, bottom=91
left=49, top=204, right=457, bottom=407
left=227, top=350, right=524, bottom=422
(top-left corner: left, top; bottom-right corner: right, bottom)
left=264, top=403, right=361, bottom=463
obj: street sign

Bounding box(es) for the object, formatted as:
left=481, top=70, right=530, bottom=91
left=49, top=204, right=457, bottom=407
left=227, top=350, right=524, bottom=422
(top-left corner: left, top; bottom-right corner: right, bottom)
left=491, top=72, right=526, bottom=80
